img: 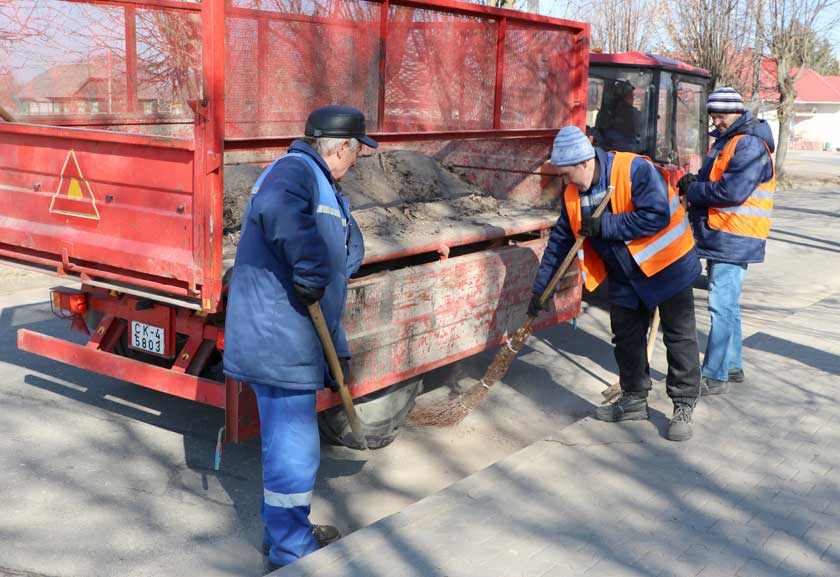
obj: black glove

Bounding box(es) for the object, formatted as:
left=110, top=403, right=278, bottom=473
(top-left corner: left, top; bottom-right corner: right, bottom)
left=326, top=357, right=351, bottom=392
left=293, top=283, right=324, bottom=306
left=527, top=293, right=548, bottom=317
left=578, top=215, right=602, bottom=238
left=677, top=173, right=698, bottom=196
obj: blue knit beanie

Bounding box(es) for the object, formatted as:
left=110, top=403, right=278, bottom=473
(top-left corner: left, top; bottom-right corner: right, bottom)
left=707, top=87, right=745, bottom=113
left=551, top=126, right=595, bottom=166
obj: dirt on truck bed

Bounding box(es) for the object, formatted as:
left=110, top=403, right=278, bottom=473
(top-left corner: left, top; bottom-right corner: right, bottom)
left=223, top=150, right=559, bottom=270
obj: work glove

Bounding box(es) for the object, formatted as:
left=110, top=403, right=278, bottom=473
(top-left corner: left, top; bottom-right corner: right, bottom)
left=677, top=173, right=698, bottom=197
left=578, top=215, right=602, bottom=238
left=293, top=283, right=325, bottom=306
left=527, top=293, right=548, bottom=317
left=326, top=357, right=351, bottom=392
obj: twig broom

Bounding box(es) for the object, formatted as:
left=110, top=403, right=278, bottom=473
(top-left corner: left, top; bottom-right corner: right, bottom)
left=410, top=187, right=614, bottom=427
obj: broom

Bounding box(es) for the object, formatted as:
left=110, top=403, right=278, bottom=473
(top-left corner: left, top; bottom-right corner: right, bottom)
left=600, top=306, right=660, bottom=405
left=410, top=187, right=614, bottom=427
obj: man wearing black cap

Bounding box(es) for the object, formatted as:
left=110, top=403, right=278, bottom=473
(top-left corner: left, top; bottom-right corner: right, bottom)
left=223, top=105, right=378, bottom=571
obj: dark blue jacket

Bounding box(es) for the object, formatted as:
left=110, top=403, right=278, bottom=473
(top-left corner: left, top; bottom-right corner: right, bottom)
left=686, top=111, right=775, bottom=264
left=534, top=148, right=700, bottom=310
left=223, top=141, right=364, bottom=390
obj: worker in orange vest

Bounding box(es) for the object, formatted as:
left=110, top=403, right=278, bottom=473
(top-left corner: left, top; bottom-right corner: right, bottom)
left=678, top=87, right=775, bottom=395
left=531, top=126, right=702, bottom=441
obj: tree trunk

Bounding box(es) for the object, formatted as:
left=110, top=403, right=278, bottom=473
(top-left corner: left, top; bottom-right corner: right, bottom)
left=775, top=110, right=790, bottom=179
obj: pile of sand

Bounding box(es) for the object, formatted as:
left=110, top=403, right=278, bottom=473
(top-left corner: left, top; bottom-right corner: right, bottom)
left=224, top=150, right=500, bottom=238
left=223, top=149, right=552, bottom=264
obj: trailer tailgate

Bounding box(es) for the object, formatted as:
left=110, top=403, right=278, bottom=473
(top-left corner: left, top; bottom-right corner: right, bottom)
left=0, top=122, right=214, bottom=305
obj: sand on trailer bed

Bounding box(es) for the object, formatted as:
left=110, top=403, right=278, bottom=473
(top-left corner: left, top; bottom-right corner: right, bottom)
left=223, top=150, right=558, bottom=269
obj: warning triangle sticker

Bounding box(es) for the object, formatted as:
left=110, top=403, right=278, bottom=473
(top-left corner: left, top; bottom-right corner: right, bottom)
left=49, top=150, right=100, bottom=220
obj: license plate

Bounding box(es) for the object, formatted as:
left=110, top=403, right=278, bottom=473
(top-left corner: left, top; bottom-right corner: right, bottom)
left=130, top=321, right=165, bottom=356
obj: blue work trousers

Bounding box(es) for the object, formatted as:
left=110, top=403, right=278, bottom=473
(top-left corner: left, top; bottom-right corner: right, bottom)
left=702, top=261, right=747, bottom=381
left=250, top=383, right=320, bottom=566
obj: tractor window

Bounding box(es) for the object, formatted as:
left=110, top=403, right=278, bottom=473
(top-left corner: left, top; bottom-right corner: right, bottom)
left=587, top=70, right=653, bottom=155
left=655, top=72, right=674, bottom=163
left=586, top=77, right=604, bottom=129
left=676, top=80, right=706, bottom=172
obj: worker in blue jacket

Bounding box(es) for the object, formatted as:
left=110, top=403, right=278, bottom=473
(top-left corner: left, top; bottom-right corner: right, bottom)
left=532, top=126, right=702, bottom=441
left=678, top=87, right=776, bottom=395
left=223, top=106, right=377, bottom=571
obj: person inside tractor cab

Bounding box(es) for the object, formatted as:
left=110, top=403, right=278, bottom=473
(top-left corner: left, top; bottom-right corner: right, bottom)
left=594, top=79, right=642, bottom=153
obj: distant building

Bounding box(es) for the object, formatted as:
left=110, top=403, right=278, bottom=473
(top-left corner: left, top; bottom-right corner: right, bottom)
left=786, top=69, right=840, bottom=151
left=731, top=54, right=840, bottom=151
left=14, top=62, right=185, bottom=119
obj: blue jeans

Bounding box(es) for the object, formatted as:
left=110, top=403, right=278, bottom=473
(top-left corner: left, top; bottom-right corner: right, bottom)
left=702, top=261, right=747, bottom=381
left=251, top=383, right=320, bottom=566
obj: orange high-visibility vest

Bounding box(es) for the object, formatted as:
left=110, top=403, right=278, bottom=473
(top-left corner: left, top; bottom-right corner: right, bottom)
left=708, top=134, right=775, bottom=239
left=565, top=152, right=696, bottom=292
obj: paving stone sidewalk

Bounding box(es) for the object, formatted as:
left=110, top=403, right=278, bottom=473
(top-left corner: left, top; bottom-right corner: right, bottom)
left=274, top=288, right=840, bottom=577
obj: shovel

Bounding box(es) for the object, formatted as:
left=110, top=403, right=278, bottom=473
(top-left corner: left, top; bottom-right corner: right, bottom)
left=307, top=302, right=368, bottom=450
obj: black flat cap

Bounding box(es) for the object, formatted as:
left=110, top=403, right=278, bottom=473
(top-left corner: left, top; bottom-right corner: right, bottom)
left=305, top=105, right=378, bottom=148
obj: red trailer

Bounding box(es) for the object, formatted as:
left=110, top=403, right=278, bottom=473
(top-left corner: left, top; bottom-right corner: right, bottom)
left=0, top=0, right=589, bottom=449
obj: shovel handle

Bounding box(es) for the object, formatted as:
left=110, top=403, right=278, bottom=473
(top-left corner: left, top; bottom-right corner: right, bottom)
left=307, top=302, right=368, bottom=450
left=531, top=186, right=614, bottom=327
left=0, top=105, right=14, bottom=122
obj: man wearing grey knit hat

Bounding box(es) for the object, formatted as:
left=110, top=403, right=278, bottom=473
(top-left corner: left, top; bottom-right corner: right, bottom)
left=531, top=125, right=702, bottom=441
left=678, top=87, right=776, bottom=396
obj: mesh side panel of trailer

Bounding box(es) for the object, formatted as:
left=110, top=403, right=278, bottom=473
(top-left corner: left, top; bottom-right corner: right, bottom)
left=501, top=24, right=578, bottom=130
left=383, top=7, right=496, bottom=132
left=226, top=0, right=381, bottom=138
left=225, top=1, right=584, bottom=138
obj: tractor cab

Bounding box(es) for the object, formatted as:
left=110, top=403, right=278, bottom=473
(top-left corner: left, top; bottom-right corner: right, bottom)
left=587, top=52, right=710, bottom=177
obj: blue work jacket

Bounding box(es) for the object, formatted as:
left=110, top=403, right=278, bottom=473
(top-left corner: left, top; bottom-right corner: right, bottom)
left=686, top=111, right=775, bottom=264
left=223, top=141, right=364, bottom=390
left=534, top=148, right=700, bottom=310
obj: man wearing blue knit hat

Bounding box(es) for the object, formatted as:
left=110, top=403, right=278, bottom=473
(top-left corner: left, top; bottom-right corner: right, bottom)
left=677, top=87, right=776, bottom=396
left=531, top=125, right=702, bottom=441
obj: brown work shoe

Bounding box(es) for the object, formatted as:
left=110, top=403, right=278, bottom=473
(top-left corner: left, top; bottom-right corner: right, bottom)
left=312, top=524, right=341, bottom=547
left=261, top=524, right=340, bottom=556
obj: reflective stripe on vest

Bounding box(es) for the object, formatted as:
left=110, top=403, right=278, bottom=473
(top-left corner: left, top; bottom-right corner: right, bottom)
left=564, top=152, right=695, bottom=292
left=707, top=134, right=775, bottom=239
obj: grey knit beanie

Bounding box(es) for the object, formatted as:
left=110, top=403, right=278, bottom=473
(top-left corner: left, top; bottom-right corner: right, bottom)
left=707, top=87, right=745, bottom=113
left=551, top=126, right=595, bottom=166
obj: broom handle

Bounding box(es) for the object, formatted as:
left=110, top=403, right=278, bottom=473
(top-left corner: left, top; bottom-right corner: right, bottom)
left=307, top=302, right=368, bottom=450
left=646, top=306, right=660, bottom=362
left=529, top=186, right=614, bottom=327
left=0, top=105, right=14, bottom=122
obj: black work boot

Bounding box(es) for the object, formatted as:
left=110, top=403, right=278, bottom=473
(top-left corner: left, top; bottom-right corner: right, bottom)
left=667, top=402, right=694, bottom=441
left=700, top=377, right=729, bottom=396
left=595, top=391, right=649, bottom=422
left=728, top=369, right=745, bottom=383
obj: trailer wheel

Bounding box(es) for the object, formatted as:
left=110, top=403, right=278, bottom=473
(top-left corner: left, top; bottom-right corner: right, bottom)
left=318, top=378, right=422, bottom=450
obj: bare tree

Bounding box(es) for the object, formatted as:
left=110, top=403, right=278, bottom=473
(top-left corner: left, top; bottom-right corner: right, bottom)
left=586, top=0, right=659, bottom=52
left=763, top=0, right=840, bottom=175
left=663, top=0, right=754, bottom=88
